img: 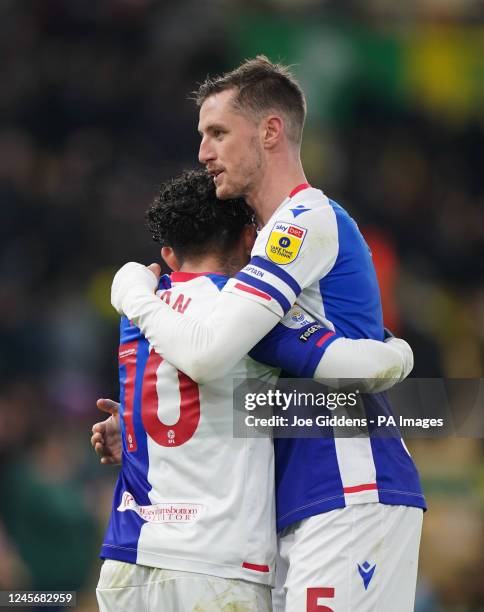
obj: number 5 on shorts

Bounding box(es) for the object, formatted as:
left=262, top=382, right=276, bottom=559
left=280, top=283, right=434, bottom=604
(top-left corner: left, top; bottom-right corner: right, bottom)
left=307, top=587, right=335, bottom=612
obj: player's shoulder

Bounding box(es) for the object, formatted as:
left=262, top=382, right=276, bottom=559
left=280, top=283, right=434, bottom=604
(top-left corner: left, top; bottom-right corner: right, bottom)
left=256, top=188, right=339, bottom=254
left=279, top=187, right=355, bottom=218
left=277, top=186, right=331, bottom=218
left=267, top=187, right=337, bottom=229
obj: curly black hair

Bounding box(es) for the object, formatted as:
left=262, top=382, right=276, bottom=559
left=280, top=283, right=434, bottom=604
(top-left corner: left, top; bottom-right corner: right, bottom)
left=146, top=169, right=254, bottom=262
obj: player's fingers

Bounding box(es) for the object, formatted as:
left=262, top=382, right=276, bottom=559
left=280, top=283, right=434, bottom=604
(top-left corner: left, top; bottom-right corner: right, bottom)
left=92, top=422, right=106, bottom=434
left=101, top=456, right=117, bottom=465
left=91, top=432, right=104, bottom=446
left=94, top=441, right=106, bottom=458
left=97, top=398, right=120, bottom=416
left=147, top=263, right=161, bottom=278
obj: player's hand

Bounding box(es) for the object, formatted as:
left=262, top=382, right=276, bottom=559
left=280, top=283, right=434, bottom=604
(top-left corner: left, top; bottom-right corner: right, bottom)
left=111, top=262, right=159, bottom=315
left=147, top=263, right=161, bottom=278
left=91, top=398, right=122, bottom=465
left=385, top=337, right=414, bottom=382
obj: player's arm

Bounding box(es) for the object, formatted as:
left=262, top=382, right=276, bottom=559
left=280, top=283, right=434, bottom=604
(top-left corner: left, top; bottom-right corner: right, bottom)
left=111, top=206, right=340, bottom=383
left=111, top=262, right=280, bottom=383
left=249, top=307, right=413, bottom=392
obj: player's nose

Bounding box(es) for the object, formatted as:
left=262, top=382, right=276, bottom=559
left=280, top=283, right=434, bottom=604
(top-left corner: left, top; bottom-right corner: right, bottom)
left=198, top=136, right=215, bottom=164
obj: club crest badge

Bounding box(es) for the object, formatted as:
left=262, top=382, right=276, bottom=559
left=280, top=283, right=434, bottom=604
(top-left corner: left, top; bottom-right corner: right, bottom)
left=265, top=222, right=307, bottom=265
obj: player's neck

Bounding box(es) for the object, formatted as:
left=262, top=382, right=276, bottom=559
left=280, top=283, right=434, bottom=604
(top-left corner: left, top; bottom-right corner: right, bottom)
left=179, top=253, right=238, bottom=277
left=246, top=155, right=307, bottom=226
left=179, top=255, right=221, bottom=275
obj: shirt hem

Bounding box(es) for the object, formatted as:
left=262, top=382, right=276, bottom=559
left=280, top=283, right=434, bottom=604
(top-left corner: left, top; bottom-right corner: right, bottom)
left=276, top=490, right=426, bottom=532
left=100, top=544, right=275, bottom=587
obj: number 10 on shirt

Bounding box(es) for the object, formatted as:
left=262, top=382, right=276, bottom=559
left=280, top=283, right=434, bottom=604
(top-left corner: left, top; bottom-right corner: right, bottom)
left=118, top=340, right=201, bottom=450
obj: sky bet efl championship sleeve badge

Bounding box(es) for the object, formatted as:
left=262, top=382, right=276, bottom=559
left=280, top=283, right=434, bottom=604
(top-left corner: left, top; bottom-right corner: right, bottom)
left=265, top=221, right=307, bottom=265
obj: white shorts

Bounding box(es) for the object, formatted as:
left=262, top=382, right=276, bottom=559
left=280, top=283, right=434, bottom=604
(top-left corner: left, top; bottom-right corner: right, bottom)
left=272, top=504, right=423, bottom=612
left=96, top=559, right=272, bottom=612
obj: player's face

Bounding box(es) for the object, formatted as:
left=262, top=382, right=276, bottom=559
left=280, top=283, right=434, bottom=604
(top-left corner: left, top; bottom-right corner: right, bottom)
left=198, top=89, right=264, bottom=200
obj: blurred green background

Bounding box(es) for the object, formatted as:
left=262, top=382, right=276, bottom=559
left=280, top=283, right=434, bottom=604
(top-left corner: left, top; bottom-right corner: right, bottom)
left=0, top=1, right=482, bottom=610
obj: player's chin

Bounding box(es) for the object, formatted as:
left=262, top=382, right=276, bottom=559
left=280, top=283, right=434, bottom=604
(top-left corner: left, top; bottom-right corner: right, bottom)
left=215, top=182, right=236, bottom=200
left=216, top=178, right=243, bottom=200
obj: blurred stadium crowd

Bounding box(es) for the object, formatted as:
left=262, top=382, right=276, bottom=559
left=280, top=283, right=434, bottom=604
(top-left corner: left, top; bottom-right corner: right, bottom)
left=0, top=1, right=482, bottom=610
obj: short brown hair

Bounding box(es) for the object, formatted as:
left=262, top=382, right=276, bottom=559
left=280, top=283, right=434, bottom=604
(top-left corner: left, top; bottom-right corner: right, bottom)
left=195, top=55, right=306, bottom=145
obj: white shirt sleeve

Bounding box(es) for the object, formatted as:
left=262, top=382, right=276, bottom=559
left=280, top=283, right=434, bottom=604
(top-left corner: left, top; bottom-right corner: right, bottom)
left=223, top=200, right=338, bottom=317
left=111, top=263, right=414, bottom=389
left=111, top=263, right=280, bottom=383
left=249, top=304, right=413, bottom=391
left=314, top=337, right=414, bottom=392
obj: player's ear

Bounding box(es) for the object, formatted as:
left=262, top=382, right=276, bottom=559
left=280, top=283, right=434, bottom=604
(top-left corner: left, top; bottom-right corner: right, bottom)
left=161, top=247, right=180, bottom=271
left=262, top=115, right=284, bottom=150
left=242, top=224, right=257, bottom=256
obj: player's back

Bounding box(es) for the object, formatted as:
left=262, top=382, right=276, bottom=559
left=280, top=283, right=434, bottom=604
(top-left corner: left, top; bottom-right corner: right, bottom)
left=101, top=271, right=278, bottom=586
left=225, top=184, right=425, bottom=531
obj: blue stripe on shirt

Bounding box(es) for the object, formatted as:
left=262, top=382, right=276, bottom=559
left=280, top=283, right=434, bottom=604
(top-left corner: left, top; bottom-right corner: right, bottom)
left=249, top=323, right=340, bottom=378
left=235, top=271, right=292, bottom=314
left=319, top=201, right=384, bottom=340
left=249, top=256, right=302, bottom=296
